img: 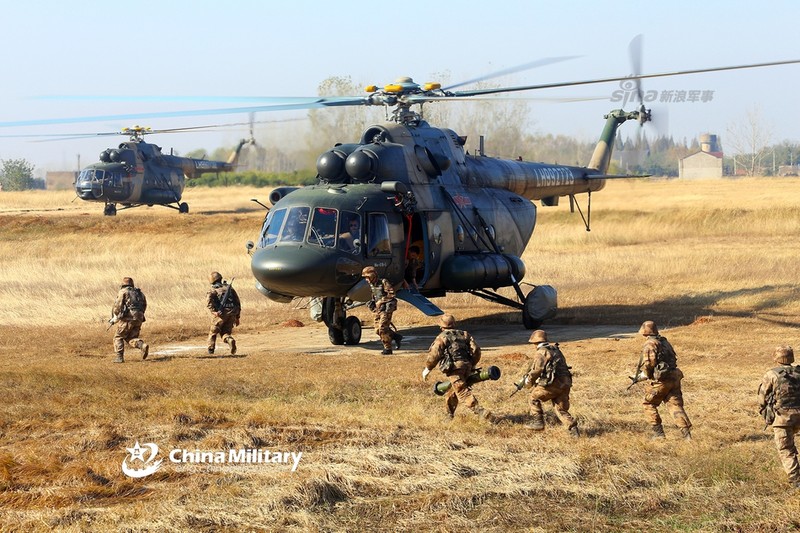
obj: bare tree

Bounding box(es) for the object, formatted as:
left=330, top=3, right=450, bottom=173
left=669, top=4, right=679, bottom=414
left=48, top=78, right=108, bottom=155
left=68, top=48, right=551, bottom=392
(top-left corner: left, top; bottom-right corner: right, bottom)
left=726, top=106, right=773, bottom=176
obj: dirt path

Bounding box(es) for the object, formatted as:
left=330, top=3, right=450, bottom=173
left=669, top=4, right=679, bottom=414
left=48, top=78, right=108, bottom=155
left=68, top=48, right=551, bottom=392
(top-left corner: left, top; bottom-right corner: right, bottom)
left=150, top=322, right=639, bottom=358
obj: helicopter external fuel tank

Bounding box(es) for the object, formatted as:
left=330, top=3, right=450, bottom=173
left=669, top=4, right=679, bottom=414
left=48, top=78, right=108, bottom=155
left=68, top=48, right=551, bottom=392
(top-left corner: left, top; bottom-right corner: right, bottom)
left=440, top=253, right=526, bottom=291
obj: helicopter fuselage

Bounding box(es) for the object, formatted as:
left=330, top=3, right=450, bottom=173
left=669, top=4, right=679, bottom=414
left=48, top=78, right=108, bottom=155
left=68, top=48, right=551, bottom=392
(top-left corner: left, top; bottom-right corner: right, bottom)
left=250, top=118, right=610, bottom=303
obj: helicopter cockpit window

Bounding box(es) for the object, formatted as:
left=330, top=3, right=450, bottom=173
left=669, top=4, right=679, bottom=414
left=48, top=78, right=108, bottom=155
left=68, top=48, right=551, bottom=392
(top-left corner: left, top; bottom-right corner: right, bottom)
left=367, top=213, right=391, bottom=256
left=307, top=207, right=337, bottom=248
left=280, top=206, right=310, bottom=243
left=259, top=208, right=286, bottom=247
left=338, top=212, right=361, bottom=254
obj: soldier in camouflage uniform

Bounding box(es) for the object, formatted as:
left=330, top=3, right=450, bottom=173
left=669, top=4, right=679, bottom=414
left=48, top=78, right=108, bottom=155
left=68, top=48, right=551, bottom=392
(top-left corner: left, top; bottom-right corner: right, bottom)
left=362, top=266, right=402, bottom=355
left=758, top=345, right=800, bottom=489
left=112, top=277, right=148, bottom=363
left=634, top=320, right=692, bottom=440
left=206, top=271, right=241, bottom=355
left=423, top=314, right=496, bottom=422
left=520, top=330, right=579, bottom=437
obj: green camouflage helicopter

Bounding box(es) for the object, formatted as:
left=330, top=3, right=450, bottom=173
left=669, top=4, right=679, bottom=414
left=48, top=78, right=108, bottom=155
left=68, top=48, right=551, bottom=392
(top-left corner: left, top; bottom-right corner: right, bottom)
left=243, top=56, right=800, bottom=345
left=74, top=125, right=253, bottom=216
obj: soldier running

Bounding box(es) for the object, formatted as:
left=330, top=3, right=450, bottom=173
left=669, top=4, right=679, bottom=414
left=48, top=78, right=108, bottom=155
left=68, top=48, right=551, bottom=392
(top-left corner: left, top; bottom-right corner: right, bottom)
left=111, top=277, right=148, bottom=363
left=518, top=329, right=579, bottom=437
left=206, top=271, right=241, bottom=355
left=362, top=266, right=402, bottom=355
left=632, top=320, right=692, bottom=440
left=758, top=345, right=800, bottom=489
left=423, top=314, right=496, bottom=422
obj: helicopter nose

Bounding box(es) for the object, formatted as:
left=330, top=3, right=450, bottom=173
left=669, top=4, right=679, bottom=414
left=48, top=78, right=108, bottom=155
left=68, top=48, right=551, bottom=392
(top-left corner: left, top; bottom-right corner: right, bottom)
left=251, top=246, right=358, bottom=298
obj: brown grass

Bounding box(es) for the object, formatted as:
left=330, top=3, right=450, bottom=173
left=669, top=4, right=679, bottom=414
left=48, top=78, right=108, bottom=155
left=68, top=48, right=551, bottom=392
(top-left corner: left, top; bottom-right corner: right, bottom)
left=2, top=179, right=800, bottom=531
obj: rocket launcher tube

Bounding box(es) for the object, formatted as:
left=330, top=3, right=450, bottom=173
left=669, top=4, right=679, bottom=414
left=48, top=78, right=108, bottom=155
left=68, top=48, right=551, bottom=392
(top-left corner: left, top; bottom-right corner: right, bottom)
left=433, top=365, right=502, bottom=396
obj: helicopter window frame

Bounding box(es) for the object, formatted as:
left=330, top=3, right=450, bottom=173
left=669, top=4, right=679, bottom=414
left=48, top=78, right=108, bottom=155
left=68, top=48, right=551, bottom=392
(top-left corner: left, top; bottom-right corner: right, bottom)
left=307, top=207, right=338, bottom=249
left=259, top=208, right=286, bottom=247
left=367, top=213, right=392, bottom=257
left=279, top=206, right=310, bottom=243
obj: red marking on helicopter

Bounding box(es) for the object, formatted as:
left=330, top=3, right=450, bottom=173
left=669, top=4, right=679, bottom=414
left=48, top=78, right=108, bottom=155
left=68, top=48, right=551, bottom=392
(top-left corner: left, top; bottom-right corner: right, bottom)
left=452, top=194, right=472, bottom=208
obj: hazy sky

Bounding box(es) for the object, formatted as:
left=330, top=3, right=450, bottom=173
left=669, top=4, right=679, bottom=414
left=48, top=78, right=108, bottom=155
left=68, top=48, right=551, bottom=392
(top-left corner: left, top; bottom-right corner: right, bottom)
left=1, top=0, right=798, bottom=173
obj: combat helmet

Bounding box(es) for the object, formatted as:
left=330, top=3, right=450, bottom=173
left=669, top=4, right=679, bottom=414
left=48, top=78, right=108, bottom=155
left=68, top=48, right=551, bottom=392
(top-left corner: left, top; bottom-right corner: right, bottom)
left=121, top=277, right=134, bottom=287
left=774, top=345, right=795, bottom=365
left=361, top=266, right=377, bottom=278
left=439, top=314, right=456, bottom=329
left=639, top=321, right=659, bottom=336
left=209, top=271, right=222, bottom=284
left=529, top=330, right=548, bottom=344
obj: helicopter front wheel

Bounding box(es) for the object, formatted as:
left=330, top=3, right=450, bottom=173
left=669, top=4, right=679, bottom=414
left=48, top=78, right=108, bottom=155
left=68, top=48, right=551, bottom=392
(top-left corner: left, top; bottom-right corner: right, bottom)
left=342, top=316, right=362, bottom=345
left=328, top=325, right=345, bottom=345
left=179, top=202, right=189, bottom=214
left=103, top=203, right=117, bottom=216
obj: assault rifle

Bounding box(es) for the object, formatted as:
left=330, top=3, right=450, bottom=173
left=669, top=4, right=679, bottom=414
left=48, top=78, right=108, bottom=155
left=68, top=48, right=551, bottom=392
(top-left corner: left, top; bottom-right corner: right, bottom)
left=106, top=305, right=128, bottom=331
left=509, top=364, right=532, bottom=398
left=627, top=351, right=647, bottom=390
left=217, top=278, right=235, bottom=314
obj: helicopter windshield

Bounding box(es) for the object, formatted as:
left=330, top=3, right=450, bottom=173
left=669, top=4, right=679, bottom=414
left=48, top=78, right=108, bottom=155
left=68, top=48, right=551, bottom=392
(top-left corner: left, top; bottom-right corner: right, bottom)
left=79, top=169, right=104, bottom=182
left=280, top=206, right=310, bottom=243
left=338, top=212, right=361, bottom=254
left=259, top=208, right=286, bottom=247
left=307, top=207, right=337, bottom=248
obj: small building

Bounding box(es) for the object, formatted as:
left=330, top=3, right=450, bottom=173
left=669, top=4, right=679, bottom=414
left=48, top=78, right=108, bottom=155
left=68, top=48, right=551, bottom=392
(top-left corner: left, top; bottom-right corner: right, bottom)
left=45, top=171, right=78, bottom=191
left=679, top=133, right=723, bottom=179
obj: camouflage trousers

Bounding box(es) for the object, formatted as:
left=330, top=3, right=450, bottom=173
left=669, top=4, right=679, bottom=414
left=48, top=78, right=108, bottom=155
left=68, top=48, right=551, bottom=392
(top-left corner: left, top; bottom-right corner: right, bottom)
left=529, top=378, right=576, bottom=429
left=208, top=314, right=236, bottom=351
left=372, top=310, right=395, bottom=350
left=773, top=423, right=800, bottom=483
left=642, top=369, right=692, bottom=429
left=114, top=319, right=144, bottom=356
left=444, top=368, right=481, bottom=418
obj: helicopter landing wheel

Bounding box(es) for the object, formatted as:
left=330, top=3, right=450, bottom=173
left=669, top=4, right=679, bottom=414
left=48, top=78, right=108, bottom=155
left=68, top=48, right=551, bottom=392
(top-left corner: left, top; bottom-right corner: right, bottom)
left=103, top=204, right=117, bottom=216
left=522, top=285, right=557, bottom=330
left=328, top=325, right=345, bottom=345
left=342, top=316, right=362, bottom=345
left=179, top=202, right=189, bottom=214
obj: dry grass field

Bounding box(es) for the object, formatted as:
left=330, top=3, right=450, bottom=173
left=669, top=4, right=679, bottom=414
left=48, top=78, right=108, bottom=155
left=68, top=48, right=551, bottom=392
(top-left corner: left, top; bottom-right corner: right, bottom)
left=2, top=179, right=800, bottom=532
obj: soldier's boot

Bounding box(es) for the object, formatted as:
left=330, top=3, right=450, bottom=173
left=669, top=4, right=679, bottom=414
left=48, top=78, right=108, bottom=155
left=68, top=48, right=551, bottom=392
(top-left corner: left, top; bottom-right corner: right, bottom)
left=568, top=425, right=580, bottom=438
left=680, top=427, right=692, bottom=441
left=381, top=348, right=393, bottom=355
left=136, top=341, right=149, bottom=360
left=651, top=424, right=666, bottom=439
left=524, top=415, right=545, bottom=431
left=393, top=332, right=403, bottom=350
left=229, top=338, right=237, bottom=355
left=113, top=354, right=124, bottom=363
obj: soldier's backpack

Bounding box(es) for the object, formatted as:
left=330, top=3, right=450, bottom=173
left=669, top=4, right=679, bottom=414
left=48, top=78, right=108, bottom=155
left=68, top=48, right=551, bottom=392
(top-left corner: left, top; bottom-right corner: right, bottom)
left=774, top=366, right=800, bottom=410
left=537, top=344, right=569, bottom=386
left=127, top=287, right=145, bottom=312
left=439, top=330, right=472, bottom=372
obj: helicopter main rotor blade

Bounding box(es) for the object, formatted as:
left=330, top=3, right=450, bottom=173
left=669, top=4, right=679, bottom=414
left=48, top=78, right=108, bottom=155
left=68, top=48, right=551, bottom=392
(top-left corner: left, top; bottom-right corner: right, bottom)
left=442, top=56, right=580, bottom=90
left=449, top=58, right=800, bottom=97
left=629, top=34, right=644, bottom=103
left=0, top=97, right=366, bottom=129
